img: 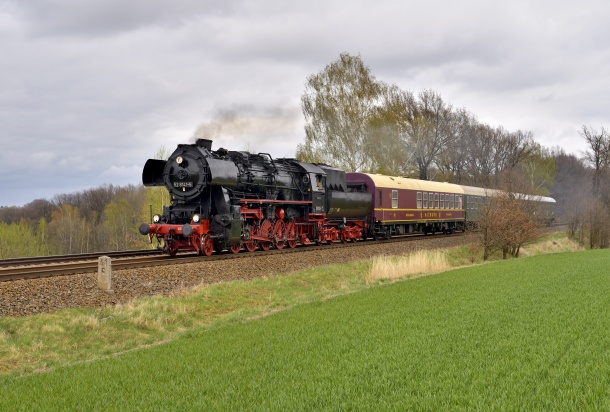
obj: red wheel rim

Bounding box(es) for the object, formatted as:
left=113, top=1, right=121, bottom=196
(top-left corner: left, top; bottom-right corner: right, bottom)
left=259, top=220, right=273, bottom=251
left=287, top=220, right=297, bottom=248
left=230, top=243, right=241, bottom=254
left=202, top=235, right=214, bottom=256
left=245, top=224, right=257, bottom=252
left=274, top=220, right=286, bottom=249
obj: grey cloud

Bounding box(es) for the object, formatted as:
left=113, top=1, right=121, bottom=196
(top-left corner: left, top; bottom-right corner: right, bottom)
left=10, top=0, right=241, bottom=37
left=2, top=0, right=610, bottom=206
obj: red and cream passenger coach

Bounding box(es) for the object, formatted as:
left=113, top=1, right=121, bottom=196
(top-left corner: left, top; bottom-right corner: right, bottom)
left=346, top=173, right=466, bottom=236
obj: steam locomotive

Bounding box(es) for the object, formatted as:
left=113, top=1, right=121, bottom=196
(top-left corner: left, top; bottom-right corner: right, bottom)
left=139, top=139, right=371, bottom=256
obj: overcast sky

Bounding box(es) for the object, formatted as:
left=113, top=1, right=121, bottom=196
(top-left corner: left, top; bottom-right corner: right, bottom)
left=1, top=0, right=608, bottom=206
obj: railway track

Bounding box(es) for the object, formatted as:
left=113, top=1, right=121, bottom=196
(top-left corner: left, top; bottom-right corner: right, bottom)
left=0, top=232, right=462, bottom=282
left=0, top=249, right=162, bottom=267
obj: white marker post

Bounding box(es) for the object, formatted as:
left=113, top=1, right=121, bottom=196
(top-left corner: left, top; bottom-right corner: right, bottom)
left=97, top=256, right=113, bottom=292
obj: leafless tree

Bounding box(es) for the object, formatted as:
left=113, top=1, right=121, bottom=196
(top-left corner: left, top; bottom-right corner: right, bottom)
left=404, top=90, right=454, bottom=180
left=478, top=192, right=542, bottom=260
left=463, top=125, right=535, bottom=187
left=365, top=84, right=416, bottom=175
left=580, top=125, right=610, bottom=198
left=300, top=53, right=383, bottom=171
left=435, top=108, right=476, bottom=183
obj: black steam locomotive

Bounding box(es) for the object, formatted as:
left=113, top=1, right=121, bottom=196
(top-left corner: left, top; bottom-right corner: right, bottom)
left=139, top=139, right=372, bottom=256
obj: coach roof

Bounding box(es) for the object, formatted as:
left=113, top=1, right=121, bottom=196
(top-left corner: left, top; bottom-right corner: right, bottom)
left=351, top=173, right=465, bottom=194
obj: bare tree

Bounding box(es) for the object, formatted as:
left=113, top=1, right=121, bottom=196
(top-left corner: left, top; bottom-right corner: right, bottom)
left=365, top=84, right=416, bottom=175
left=464, top=125, right=535, bottom=187
left=435, top=108, right=476, bottom=183
left=580, top=125, right=610, bottom=197
left=478, top=192, right=541, bottom=260
left=300, top=53, right=383, bottom=171
left=586, top=200, right=610, bottom=248
left=404, top=90, right=454, bottom=180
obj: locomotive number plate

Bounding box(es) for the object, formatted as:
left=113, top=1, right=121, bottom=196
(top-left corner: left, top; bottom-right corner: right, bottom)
left=173, top=182, right=193, bottom=188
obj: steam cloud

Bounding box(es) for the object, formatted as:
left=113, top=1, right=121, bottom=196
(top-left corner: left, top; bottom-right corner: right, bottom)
left=192, top=105, right=302, bottom=153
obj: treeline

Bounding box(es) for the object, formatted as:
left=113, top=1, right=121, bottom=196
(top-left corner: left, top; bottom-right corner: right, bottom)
left=298, top=53, right=554, bottom=195
left=0, top=185, right=167, bottom=259
left=298, top=53, right=610, bottom=248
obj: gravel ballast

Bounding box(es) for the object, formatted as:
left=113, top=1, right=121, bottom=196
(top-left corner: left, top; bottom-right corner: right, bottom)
left=0, top=234, right=477, bottom=317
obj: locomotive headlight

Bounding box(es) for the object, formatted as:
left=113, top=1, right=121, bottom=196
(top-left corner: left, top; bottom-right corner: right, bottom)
left=153, top=214, right=161, bottom=223
left=176, top=156, right=184, bottom=165
left=192, top=214, right=200, bottom=223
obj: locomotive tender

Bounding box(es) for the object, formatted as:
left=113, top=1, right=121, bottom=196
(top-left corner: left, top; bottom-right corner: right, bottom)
left=139, top=139, right=556, bottom=256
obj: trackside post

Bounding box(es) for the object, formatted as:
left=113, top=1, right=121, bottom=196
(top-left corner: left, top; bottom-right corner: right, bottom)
left=97, top=256, right=113, bottom=292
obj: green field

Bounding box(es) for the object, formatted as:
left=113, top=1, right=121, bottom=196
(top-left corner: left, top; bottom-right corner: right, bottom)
left=1, top=248, right=609, bottom=410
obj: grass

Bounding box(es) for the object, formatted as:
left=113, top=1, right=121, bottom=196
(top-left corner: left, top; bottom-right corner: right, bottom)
left=0, top=233, right=607, bottom=410
left=0, top=262, right=371, bottom=376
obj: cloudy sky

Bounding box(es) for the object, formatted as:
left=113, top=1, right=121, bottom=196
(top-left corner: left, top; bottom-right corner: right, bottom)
left=1, top=0, right=609, bottom=206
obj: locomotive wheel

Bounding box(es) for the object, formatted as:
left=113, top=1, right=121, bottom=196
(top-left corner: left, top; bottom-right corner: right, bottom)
left=202, top=235, right=214, bottom=256
left=317, top=229, right=327, bottom=245
left=230, top=243, right=241, bottom=254
left=274, top=220, right=286, bottom=250
left=168, top=245, right=178, bottom=257
left=259, top=220, right=273, bottom=251
left=286, top=220, right=297, bottom=249
left=244, top=224, right=257, bottom=252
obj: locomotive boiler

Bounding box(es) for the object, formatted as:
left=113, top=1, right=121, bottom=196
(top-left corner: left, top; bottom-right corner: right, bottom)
left=139, top=139, right=372, bottom=256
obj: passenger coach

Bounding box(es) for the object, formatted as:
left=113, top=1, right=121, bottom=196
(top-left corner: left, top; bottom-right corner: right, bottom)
left=460, top=185, right=556, bottom=226
left=346, top=173, right=466, bottom=237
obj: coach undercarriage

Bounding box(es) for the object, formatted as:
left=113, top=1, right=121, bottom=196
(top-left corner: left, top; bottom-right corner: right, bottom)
left=368, top=220, right=464, bottom=239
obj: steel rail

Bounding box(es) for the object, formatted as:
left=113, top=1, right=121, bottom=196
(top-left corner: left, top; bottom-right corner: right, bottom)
left=0, top=249, right=163, bottom=267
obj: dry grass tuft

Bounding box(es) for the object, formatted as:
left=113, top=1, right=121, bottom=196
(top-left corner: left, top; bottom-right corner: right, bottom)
left=41, top=324, right=65, bottom=334
left=69, top=315, right=100, bottom=330
left=368, top=249, right=450, bottom=283
left=520, top=237, right=583, bottom=257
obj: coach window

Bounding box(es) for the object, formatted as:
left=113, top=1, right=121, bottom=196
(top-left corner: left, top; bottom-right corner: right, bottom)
left=458, top=195, right=463, bottom=209
left=423, top=192, right=428, bottom=208
left=450, top=194, right=454, bottom=209
left=434, top=193, right=439, bottom=209
left=392, top=190, right=398, bottom=208
left=429, top=193, right=434, bottom=208
left=417, top=192, right=422, bottom=208
left=440, top=194, right=444, bottom=209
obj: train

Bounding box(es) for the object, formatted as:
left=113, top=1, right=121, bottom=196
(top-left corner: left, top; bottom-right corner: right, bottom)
left=139, top=139, right=556, bottom=256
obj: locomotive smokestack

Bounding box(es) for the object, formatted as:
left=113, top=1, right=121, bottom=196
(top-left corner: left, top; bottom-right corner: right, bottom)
left=196, top=139, right=212, bottom=150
